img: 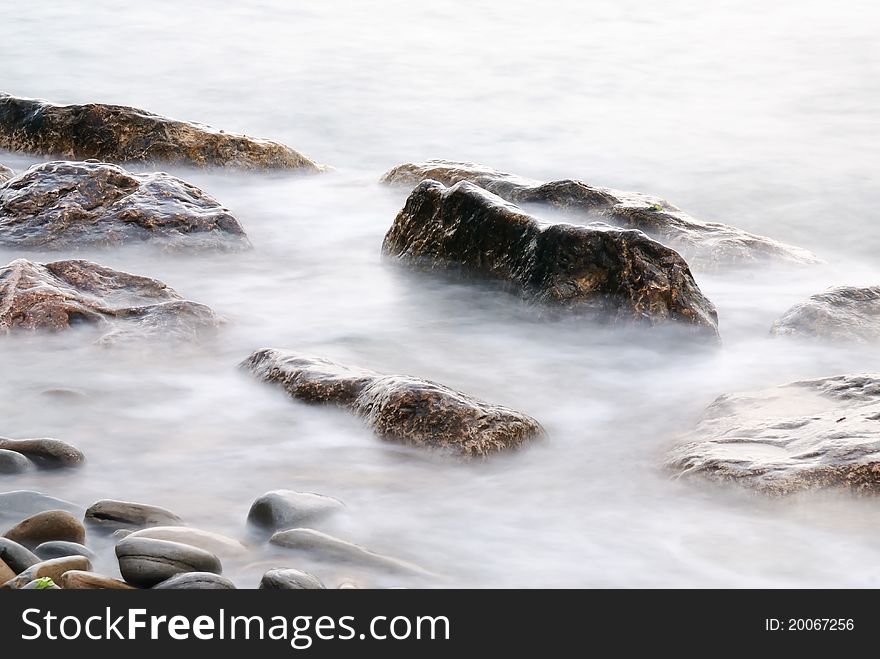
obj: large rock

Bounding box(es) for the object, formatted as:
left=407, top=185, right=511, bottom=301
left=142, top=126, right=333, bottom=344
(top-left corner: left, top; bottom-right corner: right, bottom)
left=1, top=555, right=91, bottom=589
left=115, top=537, right=222, bottom=588
left=0, top=437, right=83, bottom=469
left=0, top=164, right=12, bottom=183
left=381, top=160, right=818, bottom=269
left=0, top=258, right=218, bottom=341
left=127, top=526, right=246, bottom=558
left=242, top=349, right=545, bottom=457
left=247, top=490, right=344, bottom=532
left=667, top=374, right=880, bottom=494
left=3, top=510, right=85, bottom=548
left=0, top=161, right=250, bottom=251
left=0, top=93, right=325, bottom=172
left=382, top=180, right=719, bottom=337
left=85, top=499, right=183, bottom=531
left=771, top=286, right=880, bottom=342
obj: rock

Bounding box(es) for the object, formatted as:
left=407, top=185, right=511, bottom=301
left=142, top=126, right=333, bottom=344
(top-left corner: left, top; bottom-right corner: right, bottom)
left=382, top=180, right=719, bottom=337
left=115, top=537, right=222, bottom=588
left=58, top=570, right=134, bottom=590
left=667, top=374, right=880, bottom=494
left=4, top=510, right=85, bottom=548
left=0, top=161, right=251, bottom=251
left=381, top=160, right=819, bottom=269
left=0, top=558, right=14, bottom=583
left=269, top=528, right=430, bottom=576
left=771, top=286, right=880, bottom=342
left=259, top=568, right=325, bottom=590
left=34, top=540, right=96, bottom=561
left=0, top=491, right=81, bottom=519
left=0, top=449, right=31, bottom=474
left=153, top=572, right=236, bottom=590
left=243, top=349, right=545, bottom=457
left=127, top=526, right=247, bottom=558
left=0, top=259, right=219, bottom=342
left=0, top=93, right=325, bottom=172
left=0, top=437, right=83, bottom=469
left=0, top=537, right=41, bottom=573
left=21, top=578, right=61, bottom=589
left=247, top=490, right=344, bottom=533
left=85, top=499, right=183, bottom=531
left=0, top=164, right=12, bottom=183
left=2, top=555, right=91, bottom=589
left=112, top=529, right=132, bottom=541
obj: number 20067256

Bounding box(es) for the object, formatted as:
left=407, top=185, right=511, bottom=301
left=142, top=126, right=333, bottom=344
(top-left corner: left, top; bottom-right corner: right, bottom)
left=765, top=619, right=854, bottom=631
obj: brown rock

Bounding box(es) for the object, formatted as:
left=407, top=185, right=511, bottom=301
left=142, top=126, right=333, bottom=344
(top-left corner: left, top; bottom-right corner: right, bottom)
left=0, top=437, right=83, bottom=468
left=4, top=510, right=86, bottom=548
left=85, top=499, right=182, bottom=531
left=0, top=557, right=14, bottom=583
left=59, top=570, right=135, bottom=590
left=2, top=555, right=91, bottom=589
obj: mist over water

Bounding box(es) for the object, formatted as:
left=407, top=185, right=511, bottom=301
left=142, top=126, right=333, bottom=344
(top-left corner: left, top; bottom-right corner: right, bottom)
left=1, top=0, right=880, bottom=586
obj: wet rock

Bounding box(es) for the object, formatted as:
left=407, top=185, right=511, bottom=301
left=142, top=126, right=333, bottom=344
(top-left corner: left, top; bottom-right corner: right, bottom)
left=115, top=537, right=222, bottom=588
left=153, top=572, right=236, bottom=590
left=0, top=537, right=41, bottom=573
left=0, top=259, right=219, bottom=341
left=2, top=555, right=91, bottom=589
left=0, top=161, right=251, bottom=251
left=127, top=526, right=247, bottom=558
left=112, top=529, right=132, bottom=541
left=0, top=558, right=13, bottom=583
left=667, top=374, right=880, bottom=494
left=34, top=540, right=96, bottom=561
left=0, top=437, right=83, bottom=469
left=85, top=499, right=183, bottom=531
left=247, top=490, right=344, bottom=533
left=269, top=528, right=430, bottom=576
left=243, top=349, right=545, bottom=457
left=259, top=568, right=325, bottom=590
left=59, top=570, right=135, bottom=590
left=382, top=180, right=719, bottom=337
left=0, top=93, right=325, bottom=172
left=0, top=491, right=81, bottom=519
left=381, top=160, right=818, bottom=269
left=771, top=286, right=880, bottom=342
left=0, top=449, right=31, bottom=474
left=4, top=510, right=85, bottom=548
left=0, top=164, right=12, bottom=183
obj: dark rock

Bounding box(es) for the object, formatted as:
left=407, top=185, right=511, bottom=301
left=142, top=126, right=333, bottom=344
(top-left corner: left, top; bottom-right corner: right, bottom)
left=115, top=537, right=222, bottom=588
left=4, top=510, right=85, bottom=548
left=153, top=572, right=236, bottom=590
left=259, top=568, right=325, bottom=590
left=2, top=555, right=91, bottom=589
left=0, top=491, right=82, bottom=519
left=0, top=449, right=31, bottom=474
left=247, top=490, right=344, bottom=532
left=34, top=540, right=96, bottom=561
left=0, top=164, right=12, bottom=183
left=0, top=258, right=219, bottom=341
left=127, top=526, right=247, bottom=557
left=771, top=286, right=880, bottom=342
left=381, top=160, right=818, bottom=269
left=383, top=180, right=719, bottom=337
left=0, top=537, right=39, bottom=573
left=0, top=93, right=325, bottom=172
left=59, top=570, right=134, bottom=590
left=243, top=349, right=544, bottom=457
left=85, top=499, right=183, bottom=531
left=0, top=437, right=83, bottom=469
left=0, top=161, right=250, bottom=251
left=667, top=374, right=880, bottom=494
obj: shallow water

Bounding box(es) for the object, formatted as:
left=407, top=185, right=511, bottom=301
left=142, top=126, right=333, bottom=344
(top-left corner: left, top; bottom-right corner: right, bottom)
left=1, top=0, right=880, bottom=587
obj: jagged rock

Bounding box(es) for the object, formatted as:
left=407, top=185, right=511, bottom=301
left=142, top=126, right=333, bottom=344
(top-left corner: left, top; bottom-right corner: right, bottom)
left=0, top=258, right=219, bottom=341
left=0, top=164, right=12, bottom=183
left=381, top=160, right=818, bottom=269
left=0, top=161, right=250, bottom=251
left=243, top=349, right=544, bottom=457
left=667, top=374, right=880, bottom=494
left=0, top=93, right=325, bottom=172
left=0, top=438, right=83, bottom=469
left=4, top=510, right=85, bottom=548
left=1, top=555, right=91, bottom=589
left=382, top=179, right=719, bottom=336
left=247, top=490, right=344, bottom=532
left=771, top=286, right=880, bottom=342
left=85, top=499, right=183, bottom=531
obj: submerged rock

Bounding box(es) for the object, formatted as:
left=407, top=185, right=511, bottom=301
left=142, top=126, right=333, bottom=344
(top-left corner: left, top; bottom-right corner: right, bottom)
left=85, top=499, right=183, bottom=531
left=381, top=160, right=818, bottom=269
left=667, top=374, right=880, bottom=494
left=0, top=258, right=219, bottom=341
left=116, top=537, right=222, bottom=588
left=0, top=449, right=30, bottom=474
left=0, top=164, right=12, bottom=183
left=0, top=93, right=325, bottom=172
left=382, top=179, right=719, bottom=337
left=0, top=161, right=250, bottom=251
left=0, top=491, right=82, bottom=520
left=242, top=349, right=544, bottom=457
left=0, top=437, right=83, bottom=469
left=247, top=490, right=344, bottom=533
left=771, top=286, right=880, bottom=342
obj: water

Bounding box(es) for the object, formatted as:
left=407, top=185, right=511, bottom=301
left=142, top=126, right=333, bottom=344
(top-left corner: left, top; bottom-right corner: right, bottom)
left=1, top=0, right=879, bottom=587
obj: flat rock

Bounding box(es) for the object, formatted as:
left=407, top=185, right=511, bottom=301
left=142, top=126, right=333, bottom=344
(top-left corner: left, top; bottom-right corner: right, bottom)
left=4, top=510, right=85, bottom=548
left=34, top=540, right=96, bottom=561
left=85, top=499, right=183, bottom=531
left=0, top=93, right=325, bottom=172
left=0, top=536, right=41, bottom=573
left=59, top=570, right=134, bottom=590
left=0, top=259, right=219, bottom=341
left=0, top=164, right=12, bottom=183
left=259, top=568, right=325, bottom=590
left=381, top=160, right=818, bottom=269
left=0, top=491, right=82, bottom=519
left=667, top=374, right=880, bottom=494
left=153, top=572, right=236, bottom=590
left=247, top=490, right=344, bottom=532
left=115, top=537, right=222, bottom=588
left=243, top=349, right=545, bottom=457
left=771, top=286, right=880, bottom=342
left=0, top=161, right=251, bottom=251
left=382, top=180, right=719, bottom=337
left=0, top=449, right=31, bottom=474
left=0, top=437, right=83, bottom=468
left=2, top=555, right=91, bottom=589
left=127, top=526, right=247, bottom=557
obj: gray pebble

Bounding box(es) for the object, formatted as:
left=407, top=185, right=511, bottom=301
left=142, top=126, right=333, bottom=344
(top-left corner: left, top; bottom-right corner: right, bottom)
left=259, top=568, right=325, bottom=590
left=0, top=450, right=31, bottom=474
left=116, top=537, right=221, bottom=588
left=247, top=490, right=344, bottom=532
left=34, top=540, right=96, bottom=561
left=153, top=572, right=236, bottom=590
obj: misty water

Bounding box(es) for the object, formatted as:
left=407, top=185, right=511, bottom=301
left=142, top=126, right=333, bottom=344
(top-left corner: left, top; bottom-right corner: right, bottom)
left=2, top=0, right=880, bottom=587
